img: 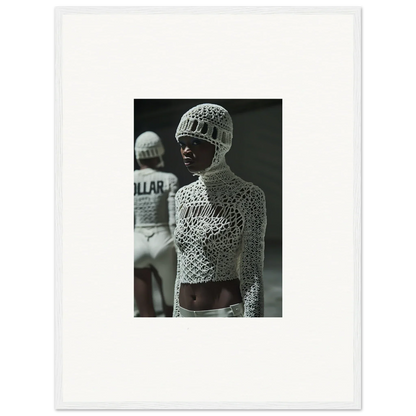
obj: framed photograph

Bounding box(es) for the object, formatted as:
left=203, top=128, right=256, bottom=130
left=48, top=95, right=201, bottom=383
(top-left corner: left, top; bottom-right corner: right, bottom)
left=55, top=7, right=361, bottom=409
left=133, top=99, right=282, bottom=319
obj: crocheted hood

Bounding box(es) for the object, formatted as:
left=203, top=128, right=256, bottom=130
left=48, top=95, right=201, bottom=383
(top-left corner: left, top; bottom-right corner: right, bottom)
left=175, top=103, right=233, bottom=177
left=135, top=131, right=165, bottom=168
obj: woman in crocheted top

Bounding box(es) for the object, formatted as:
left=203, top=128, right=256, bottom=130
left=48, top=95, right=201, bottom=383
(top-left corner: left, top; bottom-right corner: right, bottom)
left=173, top=103, right=267, bottom=317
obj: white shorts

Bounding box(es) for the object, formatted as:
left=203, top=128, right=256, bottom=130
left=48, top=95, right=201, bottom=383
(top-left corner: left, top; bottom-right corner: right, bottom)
left=179, top=303, right=244, bottom=317
left=134, top=226, right=176, bottom=306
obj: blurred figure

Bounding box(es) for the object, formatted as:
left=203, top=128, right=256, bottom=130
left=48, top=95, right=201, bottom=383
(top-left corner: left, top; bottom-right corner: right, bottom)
left=134, top=131, right=178, bottom=317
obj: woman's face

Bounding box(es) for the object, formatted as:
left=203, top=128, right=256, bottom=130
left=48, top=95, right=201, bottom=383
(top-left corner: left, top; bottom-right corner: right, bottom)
left=178, top=136, right=216, bottom=173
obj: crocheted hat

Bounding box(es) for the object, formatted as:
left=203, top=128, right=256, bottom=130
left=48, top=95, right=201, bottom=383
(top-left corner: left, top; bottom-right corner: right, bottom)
left=135, top=131, right=165, bottom=160
left=175, top=103, right=233, bottom=152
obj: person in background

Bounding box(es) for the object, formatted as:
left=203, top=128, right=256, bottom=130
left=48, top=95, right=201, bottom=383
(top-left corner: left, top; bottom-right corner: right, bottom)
left=134, top=131, right=178, bottom=317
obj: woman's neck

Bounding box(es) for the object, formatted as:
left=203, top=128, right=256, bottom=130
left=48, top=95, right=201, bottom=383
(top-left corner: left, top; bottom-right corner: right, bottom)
left=197, top=160, right=234, bottom=185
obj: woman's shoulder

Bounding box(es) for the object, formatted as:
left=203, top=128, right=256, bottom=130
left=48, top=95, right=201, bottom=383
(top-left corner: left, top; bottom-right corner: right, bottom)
left=230, top=175, right=265, bottom=199
left=233, top=179, right=266, bottom=211
left=247, top=182, right=266, bottom=199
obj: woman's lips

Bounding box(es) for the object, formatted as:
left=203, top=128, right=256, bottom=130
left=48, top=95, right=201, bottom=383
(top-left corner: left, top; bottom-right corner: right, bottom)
left=183, top=158, right=194, bottom=166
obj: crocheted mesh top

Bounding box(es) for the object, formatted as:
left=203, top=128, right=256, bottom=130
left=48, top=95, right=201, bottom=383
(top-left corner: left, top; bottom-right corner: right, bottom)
left=134, top=168, right=178, bottom=230
left=173, top=104, right=267, bottom=317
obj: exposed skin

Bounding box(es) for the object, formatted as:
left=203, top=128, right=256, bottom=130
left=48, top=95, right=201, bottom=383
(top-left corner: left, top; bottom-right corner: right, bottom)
left=179, top=279, right=243, bottom=311
left=134, top=268, right=156, bottom=317
left=178, top=136, right=216, bottom=173
left=177, top=136, right=243, bottom=312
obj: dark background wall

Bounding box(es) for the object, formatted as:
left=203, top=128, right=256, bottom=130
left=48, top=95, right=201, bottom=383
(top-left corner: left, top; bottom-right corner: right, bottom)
left=134, top=99, right=282, bottom=243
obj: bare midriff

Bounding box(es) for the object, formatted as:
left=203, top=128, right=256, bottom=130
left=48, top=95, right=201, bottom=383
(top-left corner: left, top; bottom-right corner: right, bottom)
left=179, top=279, right=242, bottom=311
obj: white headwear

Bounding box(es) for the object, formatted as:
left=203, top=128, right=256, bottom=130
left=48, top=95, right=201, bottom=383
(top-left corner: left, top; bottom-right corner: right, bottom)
left=175, top=103, right=233, bottom=174
left=135, top=131, right=165, bottom=168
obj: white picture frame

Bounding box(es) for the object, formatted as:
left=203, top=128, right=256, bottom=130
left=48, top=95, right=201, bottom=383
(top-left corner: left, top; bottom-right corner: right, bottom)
left=55, top=6, right=361, bottom=409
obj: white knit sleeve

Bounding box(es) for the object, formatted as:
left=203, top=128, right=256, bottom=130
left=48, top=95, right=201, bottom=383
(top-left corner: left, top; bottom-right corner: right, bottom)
left=239, top=186, right=267, bottom=317
left=172, top=266, right=182, bottom=317
left=168, top=174, right=179, bottom=236
left=172, top=189, right=183, bottom=317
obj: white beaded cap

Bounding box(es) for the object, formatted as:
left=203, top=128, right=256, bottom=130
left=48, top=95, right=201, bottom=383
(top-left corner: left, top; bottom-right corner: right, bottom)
left=175, top=104, right=233, bottom=152
left=135, top=131, right=165, bottom=160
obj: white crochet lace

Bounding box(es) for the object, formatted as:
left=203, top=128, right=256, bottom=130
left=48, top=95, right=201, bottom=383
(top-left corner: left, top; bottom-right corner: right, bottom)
left=173, top=165, right=266, bottom=317
left=135, top=131, right=165, bottom=160
left=134, top=169, right=178, bottom=231
left=135, top=131, right=165, bottom=168
left=173, top=103, right=267, bottom=317
left=173, top=104, right=267, bottom=317
left=176, top=103, right=233, bottom=175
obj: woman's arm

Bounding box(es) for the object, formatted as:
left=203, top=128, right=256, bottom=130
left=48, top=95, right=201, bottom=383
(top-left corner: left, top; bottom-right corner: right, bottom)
left=172, top=269, right=182, bottom=317
left=239, top=186, right=267, bottom=317
left=172, top=189, right=183, bottom=317
left=168, top=174, right=179, bottom=236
